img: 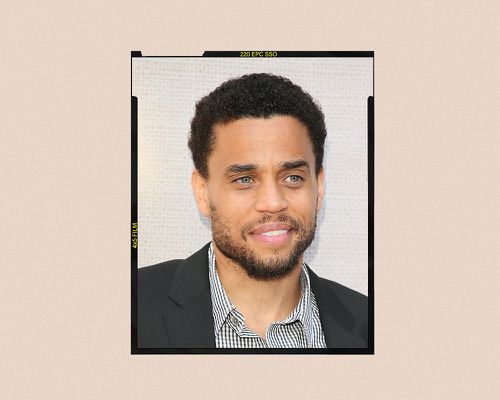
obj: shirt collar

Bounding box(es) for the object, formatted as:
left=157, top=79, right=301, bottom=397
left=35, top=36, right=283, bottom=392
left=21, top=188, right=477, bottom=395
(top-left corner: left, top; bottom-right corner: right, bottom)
left=208, top=244, right=236, bottom=335
left=207, top=242, right=315, bottom=345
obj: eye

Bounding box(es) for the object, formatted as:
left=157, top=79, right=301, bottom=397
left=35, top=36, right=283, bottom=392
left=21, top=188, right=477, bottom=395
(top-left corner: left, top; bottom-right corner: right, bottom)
left=234, top=176, right=254, bottom=184
left=284, top=175, right=303, bottom=184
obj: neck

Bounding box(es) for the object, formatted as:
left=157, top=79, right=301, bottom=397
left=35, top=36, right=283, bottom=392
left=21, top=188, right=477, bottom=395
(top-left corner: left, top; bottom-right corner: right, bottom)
left=212, top=242, right=303, bottom=338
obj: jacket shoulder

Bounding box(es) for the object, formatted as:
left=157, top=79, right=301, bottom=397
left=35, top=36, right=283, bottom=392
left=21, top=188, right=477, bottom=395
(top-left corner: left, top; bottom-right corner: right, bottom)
left=309, top=269, right=369, bottom=348
left=136, top=243, right=213, bottom=349
left=317, top=277, right=368, bottom=321
left=137, top=260, right=182, bottom=348
left=138, top=259, right=182, bottom=292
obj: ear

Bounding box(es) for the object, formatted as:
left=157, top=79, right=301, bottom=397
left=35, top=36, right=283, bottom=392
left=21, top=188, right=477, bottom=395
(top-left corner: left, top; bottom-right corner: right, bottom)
left=192, top=169, right=210, bottom=217
left=316, top=167, right=325, bottom=212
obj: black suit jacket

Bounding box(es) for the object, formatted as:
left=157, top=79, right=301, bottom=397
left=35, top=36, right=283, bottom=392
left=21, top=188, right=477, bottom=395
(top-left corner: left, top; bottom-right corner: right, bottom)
left=136, top=243, right=368, bottom=349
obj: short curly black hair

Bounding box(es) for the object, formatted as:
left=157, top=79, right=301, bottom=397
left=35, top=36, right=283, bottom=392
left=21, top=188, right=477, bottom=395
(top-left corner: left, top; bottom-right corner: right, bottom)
left=188, top=73, right=327, bottom=178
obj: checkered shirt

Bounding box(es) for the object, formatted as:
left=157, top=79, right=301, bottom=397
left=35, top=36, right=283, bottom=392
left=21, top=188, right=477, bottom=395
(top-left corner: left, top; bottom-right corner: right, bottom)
left=208, top=243, right=326, bottom=348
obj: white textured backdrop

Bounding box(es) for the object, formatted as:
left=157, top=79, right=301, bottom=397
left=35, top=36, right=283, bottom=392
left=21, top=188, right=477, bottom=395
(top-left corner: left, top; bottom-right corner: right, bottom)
left=133, top=57, right=372, bottom=295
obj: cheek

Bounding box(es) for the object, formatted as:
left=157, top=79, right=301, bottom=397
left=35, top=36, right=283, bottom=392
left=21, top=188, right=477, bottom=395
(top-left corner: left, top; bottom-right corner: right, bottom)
left=210, top=198, right=248, bottom=228
left=290, top=189, right=317, bottom=210
left=210, top=189, right=254, bottom=211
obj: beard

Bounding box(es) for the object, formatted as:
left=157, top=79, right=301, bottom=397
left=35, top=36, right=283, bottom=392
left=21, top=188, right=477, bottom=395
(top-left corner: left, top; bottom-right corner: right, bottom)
left=209, top=203, right=317, bottom=281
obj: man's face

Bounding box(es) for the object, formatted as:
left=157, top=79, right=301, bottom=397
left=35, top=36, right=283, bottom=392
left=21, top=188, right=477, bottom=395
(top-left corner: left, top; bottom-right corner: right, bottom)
left=193, top=116, right=324, bottom=280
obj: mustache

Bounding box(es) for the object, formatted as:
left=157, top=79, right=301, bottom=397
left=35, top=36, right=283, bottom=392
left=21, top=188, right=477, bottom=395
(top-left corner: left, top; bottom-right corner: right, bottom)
left=240, top=214, right=301, bottom=238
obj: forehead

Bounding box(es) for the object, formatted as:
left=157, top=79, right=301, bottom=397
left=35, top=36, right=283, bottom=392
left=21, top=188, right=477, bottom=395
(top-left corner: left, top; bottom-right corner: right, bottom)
left=209, top=116, right=315, bottom=170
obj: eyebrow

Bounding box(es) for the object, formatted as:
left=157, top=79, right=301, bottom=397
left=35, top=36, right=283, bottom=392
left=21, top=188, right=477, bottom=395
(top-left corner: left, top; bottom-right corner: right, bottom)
left=224, top=163, right=259, bottom=175
left=280, top=159, right=310, bottom=170
left=224, top=160, right=310, bottom=175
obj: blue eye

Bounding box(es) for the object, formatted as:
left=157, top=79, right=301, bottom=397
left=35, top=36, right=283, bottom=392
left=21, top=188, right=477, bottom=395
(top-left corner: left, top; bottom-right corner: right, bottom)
left=234, top=176, right=254, bottom=184
left=285, top=175, right=303, bottom=183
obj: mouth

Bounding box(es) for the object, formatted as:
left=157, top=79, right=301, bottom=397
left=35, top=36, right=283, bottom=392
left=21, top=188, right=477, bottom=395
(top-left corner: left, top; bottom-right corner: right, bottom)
left=249, top=223, right=294, bottom=246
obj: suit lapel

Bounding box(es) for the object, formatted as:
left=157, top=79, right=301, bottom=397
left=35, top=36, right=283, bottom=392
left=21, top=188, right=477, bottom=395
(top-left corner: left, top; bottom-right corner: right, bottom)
left=163, top=244, right=216, bottom=348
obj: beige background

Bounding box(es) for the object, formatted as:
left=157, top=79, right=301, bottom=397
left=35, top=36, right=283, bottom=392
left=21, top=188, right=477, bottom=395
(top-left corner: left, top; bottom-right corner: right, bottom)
left=2, top=1, right=499, bottom=399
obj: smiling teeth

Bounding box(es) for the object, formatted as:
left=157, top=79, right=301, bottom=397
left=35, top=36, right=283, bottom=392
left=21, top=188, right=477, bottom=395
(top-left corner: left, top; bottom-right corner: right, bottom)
left=261, top=230, right=288, bottom=236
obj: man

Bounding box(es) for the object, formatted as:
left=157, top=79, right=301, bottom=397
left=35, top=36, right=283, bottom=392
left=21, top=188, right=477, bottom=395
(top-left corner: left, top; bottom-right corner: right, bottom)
left=137, top=73, right=368, bottom=349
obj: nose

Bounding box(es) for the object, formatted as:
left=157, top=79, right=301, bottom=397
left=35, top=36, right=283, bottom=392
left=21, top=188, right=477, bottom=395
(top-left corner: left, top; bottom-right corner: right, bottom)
left=254, top=179, right=288, bottom=214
